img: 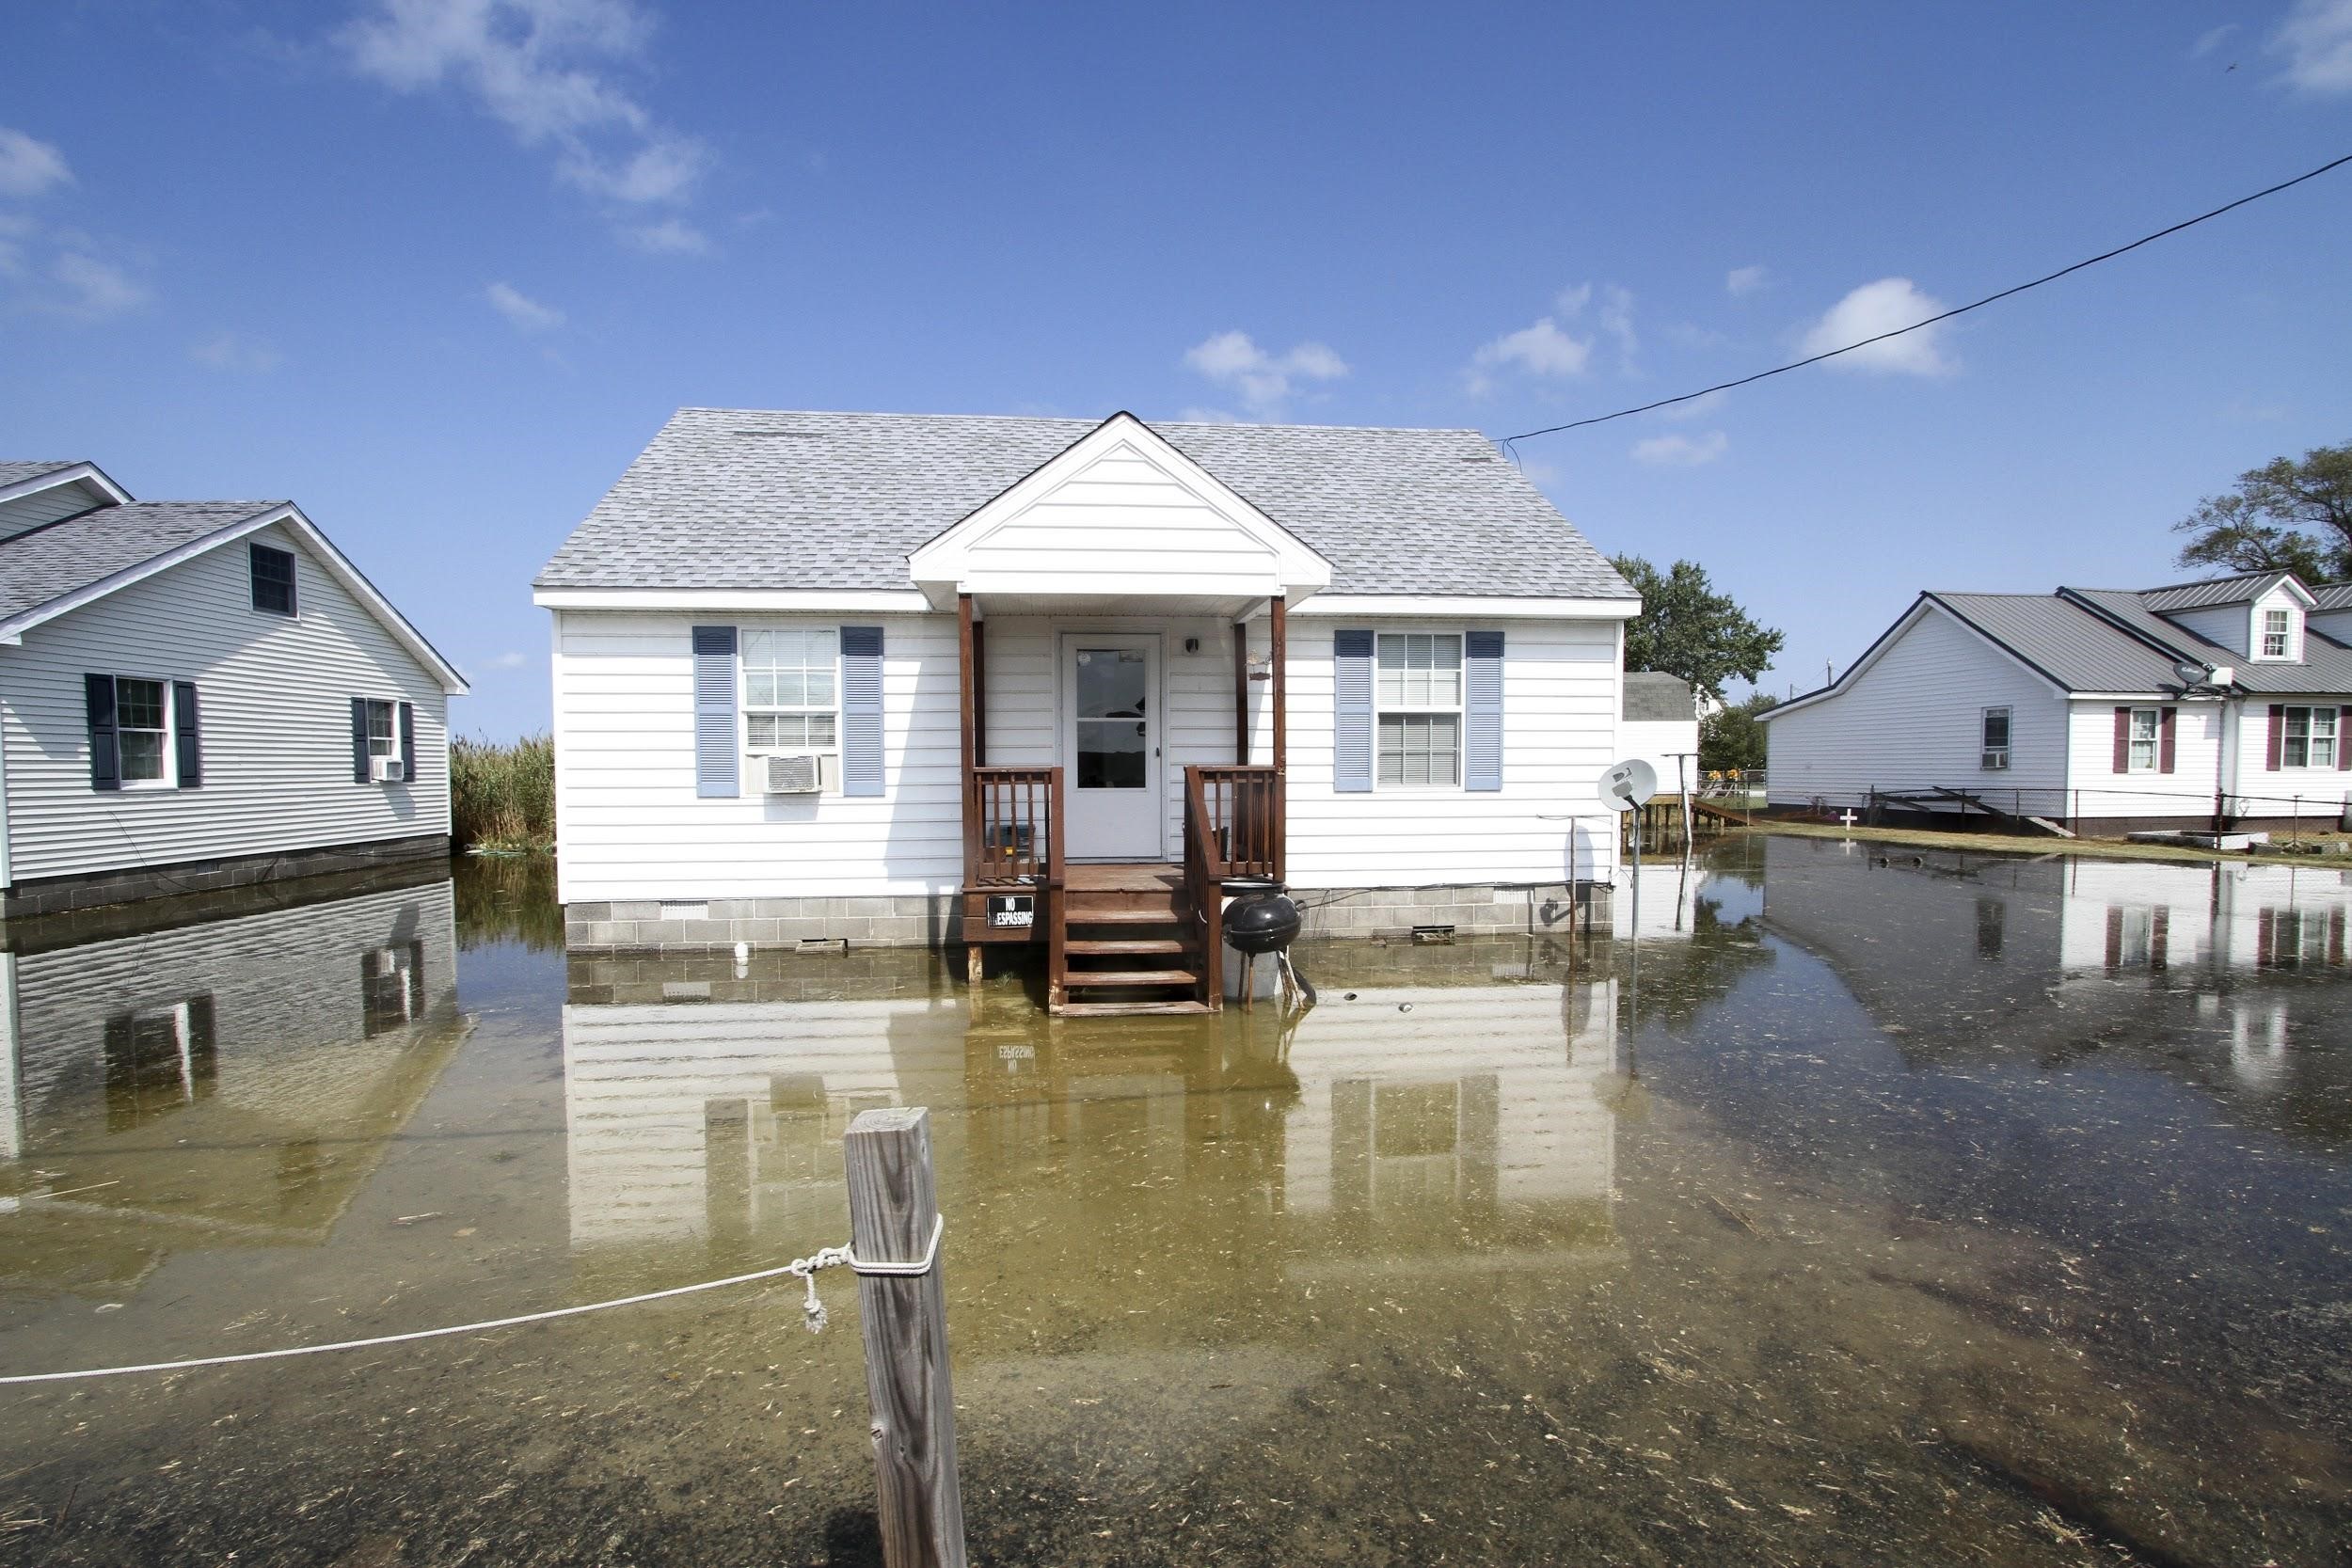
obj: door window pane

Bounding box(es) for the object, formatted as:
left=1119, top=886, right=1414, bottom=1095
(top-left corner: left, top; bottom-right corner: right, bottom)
left=1074, top=647, right=1149, bottom=790
left=1074, top=647, right=1148, bottom=718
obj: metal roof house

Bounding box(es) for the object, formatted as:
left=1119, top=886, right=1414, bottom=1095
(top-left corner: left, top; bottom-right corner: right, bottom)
left=1760, top=571, right=2352, bottom=835
left=0, top=461, right=468, bottom=919
left=535, top=408, right=1642, bottom=1014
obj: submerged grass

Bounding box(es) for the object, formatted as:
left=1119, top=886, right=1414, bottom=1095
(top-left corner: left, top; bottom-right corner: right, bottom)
left=452, top=734, right=555, bottom=852
left=1743, top=817, right=2352, bottom=867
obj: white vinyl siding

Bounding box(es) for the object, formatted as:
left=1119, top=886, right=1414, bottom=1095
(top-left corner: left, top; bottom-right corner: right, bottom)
left=1764, top=606, right=2066, bottom=811
left=0, top=478, right=112, bottom=543
left=2061, top=700, right=2218, bottom=819
left=548, top=608, right=1626, bottom=905
left=0, top=522, right=450, bottom=884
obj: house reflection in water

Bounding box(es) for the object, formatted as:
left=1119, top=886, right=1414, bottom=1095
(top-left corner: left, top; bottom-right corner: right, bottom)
left=0, top=872, right=468, bottom=1290
left=1760, top=835, right=2352, bottom=1136
left=559, top=942, right=1621, bottom=1281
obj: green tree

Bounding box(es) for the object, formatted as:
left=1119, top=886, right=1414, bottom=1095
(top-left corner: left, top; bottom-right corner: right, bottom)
left=2172, top=441, right=2352, bottom=579
left=1611, top=555, right=1785, bottom=702
left=1700, top=689, right=1774, bottom=772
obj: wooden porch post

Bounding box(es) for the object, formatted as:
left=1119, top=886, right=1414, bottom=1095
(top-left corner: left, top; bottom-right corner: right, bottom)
left=1232, top=619, right=1251, bottom=766
left=957, top=594, right=977, bottom=976
left=970, top=615, right=987, bottom=768
left=1271, top=594, right=1287, bottom=883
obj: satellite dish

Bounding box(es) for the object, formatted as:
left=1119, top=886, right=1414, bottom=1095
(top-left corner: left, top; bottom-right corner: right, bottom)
left=1600, top=758, right=1658, bottom=813
left=2172, top=658, right=2213, bottom=688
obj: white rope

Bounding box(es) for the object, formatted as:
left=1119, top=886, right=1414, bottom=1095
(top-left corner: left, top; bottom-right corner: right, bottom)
left=0, top=1243, right=861, bottom=1386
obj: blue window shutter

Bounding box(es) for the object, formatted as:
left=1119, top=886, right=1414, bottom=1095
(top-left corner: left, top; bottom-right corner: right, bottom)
left=1333, top=629, right=1374, bottom=793
left=352, top=697, right=371, bottom=784
left=86, top=673, right=120, bottom=792
left=173, top=681, right=202, bottom=789
left=691, top=626, right=739, bottom=798
left=841, top=626, right=884, bottom=798
left=398, top=701, right=416, bottom=782
left=1465, top=630, right=1503, bottom=791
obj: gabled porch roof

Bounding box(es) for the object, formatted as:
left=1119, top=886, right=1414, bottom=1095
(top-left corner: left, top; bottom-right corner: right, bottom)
left=908, top=413, right=1332, bottom=610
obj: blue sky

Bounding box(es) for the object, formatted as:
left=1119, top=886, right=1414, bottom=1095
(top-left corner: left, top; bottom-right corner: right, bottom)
left=5, top=1, right=2350, bottom=737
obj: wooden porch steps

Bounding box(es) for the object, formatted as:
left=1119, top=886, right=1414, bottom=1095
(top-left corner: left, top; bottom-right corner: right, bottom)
left=1057, top=999, right=1215, bottom=1018
left=1065, top=906, right=1184, bottom=924
left=1065, top=936, right=1186, bottom=956
left=1062, top=968, right=1200, bottom=988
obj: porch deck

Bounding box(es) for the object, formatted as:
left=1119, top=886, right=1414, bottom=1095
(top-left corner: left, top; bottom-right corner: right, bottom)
left=955, top=590, right=1288, bottom=1016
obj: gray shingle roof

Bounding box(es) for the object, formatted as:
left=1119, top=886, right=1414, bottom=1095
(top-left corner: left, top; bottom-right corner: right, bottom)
left=1623, top=672, right=1696, bottom=721
left=537, top=408, right=1637, bottom=599
left=0, top=461, right=85, bottom=490
left=0, top=501, right=282, bottom=624
left=2137, top=571, right=2296, bottom=612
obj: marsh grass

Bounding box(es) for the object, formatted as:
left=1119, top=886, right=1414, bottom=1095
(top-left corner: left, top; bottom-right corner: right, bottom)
left=452, top=733, right=554, bottom=851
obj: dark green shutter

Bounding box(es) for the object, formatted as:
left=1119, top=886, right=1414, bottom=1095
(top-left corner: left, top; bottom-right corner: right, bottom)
left=86, top=673, right=120, bottom=791
left=173, top=681, right=201, bottom=788
left=840, top=626, right=884, bottom=797
left=352, top=697, right=371, bottom=783
left=398, top=701, right=416, bottom=782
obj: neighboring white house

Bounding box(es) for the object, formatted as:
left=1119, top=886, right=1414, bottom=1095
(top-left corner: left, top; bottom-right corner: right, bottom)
left=535, top=408, right=1642, bottom=1006
left=1761, top=571, right=2352, bottom=836
left=1619, top=672, right=1701, bottom=800
left=0, top=460, right=469, bottom=918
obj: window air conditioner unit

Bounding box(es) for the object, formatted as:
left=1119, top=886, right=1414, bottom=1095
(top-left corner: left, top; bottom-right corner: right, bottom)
left=1980, top=749, right=2010, bottom=771
left=371, top=755, right=406, bottom=784
left=765, top=753, right=822, bottom=794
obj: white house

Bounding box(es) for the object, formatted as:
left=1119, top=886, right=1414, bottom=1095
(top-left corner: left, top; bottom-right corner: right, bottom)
left=0, top=460, right=469, bottom=918
left=1618, top=672, right=1701, bottom=799
left=535, top=409, right=1642, bottom=1014
left=1760, top=571, right=2352, bottom=836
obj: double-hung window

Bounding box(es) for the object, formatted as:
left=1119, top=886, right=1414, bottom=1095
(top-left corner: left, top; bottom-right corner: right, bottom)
left=2282, top=705, right=2337, bottom=768
left=744, top=628, right=840, bottom=789
left=360, top=699, right=398, bottom=765
left=117, top=676, right=173, bottom=787
left=2262, top=608, right=2293, bottom=659
left=2126, top=707, right=2161, bottom=772
left=1979, top=706, right=2010, bottom=770
left=1375, top=632, right=1462, bottom=786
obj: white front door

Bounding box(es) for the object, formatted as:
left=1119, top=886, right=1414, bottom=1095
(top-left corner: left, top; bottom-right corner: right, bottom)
left=1061, top=633, right=1162, bottom=860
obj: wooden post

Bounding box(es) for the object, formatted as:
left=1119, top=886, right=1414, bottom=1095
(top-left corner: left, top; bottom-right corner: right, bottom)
left=1270, top=594, right=1287, bottom=885
left=970, top=615, right=988, bottom=768
left=844, top=1108, right=967, bottom=1568
left=1232, top=620, right=1251, bottom=765
left=957, top=594, right=977, bottom=949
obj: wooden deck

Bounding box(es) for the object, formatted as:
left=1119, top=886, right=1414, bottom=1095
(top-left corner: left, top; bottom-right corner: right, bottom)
left=1063, top=863, right=1184, bottom=894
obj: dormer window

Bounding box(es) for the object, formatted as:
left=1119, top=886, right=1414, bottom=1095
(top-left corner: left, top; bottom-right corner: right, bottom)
left=2263, top=608, right=2290, bottom=657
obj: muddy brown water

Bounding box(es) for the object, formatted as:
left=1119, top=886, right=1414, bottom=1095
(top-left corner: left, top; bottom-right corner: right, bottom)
left=2, top=837, right=2348, bottom=1566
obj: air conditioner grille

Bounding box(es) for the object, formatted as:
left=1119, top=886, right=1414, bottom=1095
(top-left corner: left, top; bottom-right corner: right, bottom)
left=765, top=753, right=821, bottom=794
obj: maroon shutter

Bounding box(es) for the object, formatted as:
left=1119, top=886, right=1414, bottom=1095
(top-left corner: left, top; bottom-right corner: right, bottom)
left=2158, top=707, right=2176, bottom=774
left=2266, top=705, right=2284, bottom=770
left=2340, top=707, right=2350, bottom=770
left=2104, top=907, right=2123, bottom=969
left=2151, top=908, right=2169, bottom=971
left=2331, top=906, right=2346, bottom=966
left=2112, top=706, right=2131, bottom=772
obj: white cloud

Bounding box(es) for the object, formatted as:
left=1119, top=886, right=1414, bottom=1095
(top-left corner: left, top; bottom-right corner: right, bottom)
left=2189, top=22, right=2238, bottom=58
left=485, top=279, right=564, bottom=331
left=1467, top=318, right=1590, bottom=396
left=1182, top=331, right=1348, bottom=417
left=1597, top=284, right=1636, bottom=369
left=1798, top=277, right=1953, bottom=375
left=2274, top=0, right=2352, bottom=89
left=1725, top=264, right=1769, bottom=297
left=0, top=128, right=72, bottom=198
left=342, top=0, right=712, bottom=243
left=49, top=251, right=149, bottom=319
left=1658, top=389, right=1726, bottom=421
left=192, top=332, right=283, bottom=372
left=1630, top=431, right=1728, bottom=467
left=484, top=650, right=531, bottom=670
left=623, top=216, right=708, bottom=254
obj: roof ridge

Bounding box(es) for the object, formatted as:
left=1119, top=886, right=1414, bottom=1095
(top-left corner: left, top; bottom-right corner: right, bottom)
left=670, top=405, right=1494, bottom=438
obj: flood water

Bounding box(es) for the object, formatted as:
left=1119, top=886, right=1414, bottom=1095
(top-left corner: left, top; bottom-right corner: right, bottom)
left=3, top=837, right=2349, bottom=1566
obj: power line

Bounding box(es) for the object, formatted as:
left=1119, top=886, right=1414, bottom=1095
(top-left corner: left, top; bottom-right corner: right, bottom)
left=1501, top=150, right=2352, bottom=449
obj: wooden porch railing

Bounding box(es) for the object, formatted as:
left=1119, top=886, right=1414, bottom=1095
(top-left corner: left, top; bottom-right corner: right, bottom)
left=966, top=766, right=1058, bottom=889
left=1186, top=765, right=1284, bottom=883
left=1182, top=763, right=1283, bottom=1008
